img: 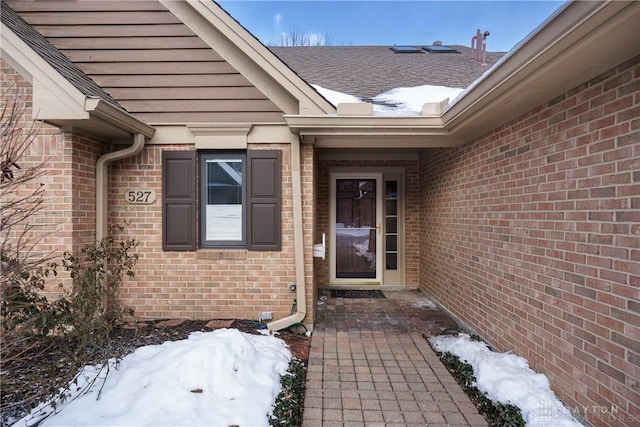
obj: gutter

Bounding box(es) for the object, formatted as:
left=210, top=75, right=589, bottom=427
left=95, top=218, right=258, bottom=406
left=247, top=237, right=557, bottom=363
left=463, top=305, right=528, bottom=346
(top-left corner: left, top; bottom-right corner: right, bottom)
left=96, top=133, right=146, bottom=241
left=85, top=97, right=155, bottom=138
left=87, top=97, right=154, bottom=242
left=267, top=134, right=307, bottom=332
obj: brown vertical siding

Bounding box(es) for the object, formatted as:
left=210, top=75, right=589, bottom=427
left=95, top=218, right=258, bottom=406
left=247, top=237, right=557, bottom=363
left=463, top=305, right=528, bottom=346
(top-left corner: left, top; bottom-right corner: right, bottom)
left=7, top=0, right=284, bottom=124
left=419, top=56, right=640, bottom=426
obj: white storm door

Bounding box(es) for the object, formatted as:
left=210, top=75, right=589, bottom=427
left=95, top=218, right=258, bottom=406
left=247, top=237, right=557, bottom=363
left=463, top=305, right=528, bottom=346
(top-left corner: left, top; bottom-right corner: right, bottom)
left=330, top=173, right=383, bottom=284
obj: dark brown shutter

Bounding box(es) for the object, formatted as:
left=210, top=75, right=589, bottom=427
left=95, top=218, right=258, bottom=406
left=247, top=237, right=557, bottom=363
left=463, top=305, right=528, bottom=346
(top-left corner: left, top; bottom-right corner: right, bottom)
left=162, top=150, right=196, bottom=251
left=247, top=150, right=281, bottom=251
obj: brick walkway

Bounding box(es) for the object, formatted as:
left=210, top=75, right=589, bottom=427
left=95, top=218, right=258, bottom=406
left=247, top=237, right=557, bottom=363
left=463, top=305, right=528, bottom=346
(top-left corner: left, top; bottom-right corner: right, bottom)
left=302, top=289, right=488, bottom=427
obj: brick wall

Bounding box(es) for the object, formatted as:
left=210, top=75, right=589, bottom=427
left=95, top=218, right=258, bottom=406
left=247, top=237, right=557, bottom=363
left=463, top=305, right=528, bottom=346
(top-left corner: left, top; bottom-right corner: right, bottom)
left=419, top=56, right=639, bottom=426
left=1, top=60, right=103, bottom=296
left=4, top=59, right=315, bottom=325
left=110, top=142, right=314, bottom=323
left=315, top=158, right=420, bottom=287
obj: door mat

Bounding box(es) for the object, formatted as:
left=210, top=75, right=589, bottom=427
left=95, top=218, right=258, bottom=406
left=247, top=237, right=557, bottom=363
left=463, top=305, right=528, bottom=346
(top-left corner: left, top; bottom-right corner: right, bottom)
left=330, top=289, right=386, bottom=299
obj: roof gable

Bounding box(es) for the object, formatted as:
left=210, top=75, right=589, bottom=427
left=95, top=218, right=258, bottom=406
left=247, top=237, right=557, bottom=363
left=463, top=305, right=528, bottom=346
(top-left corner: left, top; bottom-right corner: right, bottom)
left=159, top=0, right=334, bottom=116
left=7, top=0, right=334, bottom=123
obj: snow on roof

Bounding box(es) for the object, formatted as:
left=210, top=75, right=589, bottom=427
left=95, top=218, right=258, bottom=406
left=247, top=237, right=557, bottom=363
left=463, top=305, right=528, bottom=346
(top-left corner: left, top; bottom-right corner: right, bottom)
left=313, top=83, right=464, bottom=115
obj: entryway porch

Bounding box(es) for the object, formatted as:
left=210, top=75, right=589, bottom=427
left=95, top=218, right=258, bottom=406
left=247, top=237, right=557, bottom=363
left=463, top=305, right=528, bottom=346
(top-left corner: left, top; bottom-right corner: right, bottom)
left=302, top=288, right=488, bottom=426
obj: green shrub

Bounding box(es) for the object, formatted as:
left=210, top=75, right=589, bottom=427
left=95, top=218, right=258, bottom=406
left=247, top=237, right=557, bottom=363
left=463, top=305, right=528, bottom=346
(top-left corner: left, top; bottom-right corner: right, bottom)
left=269, top=358, right=306, bottom=426
left=438, top=351, right=525, bottom=427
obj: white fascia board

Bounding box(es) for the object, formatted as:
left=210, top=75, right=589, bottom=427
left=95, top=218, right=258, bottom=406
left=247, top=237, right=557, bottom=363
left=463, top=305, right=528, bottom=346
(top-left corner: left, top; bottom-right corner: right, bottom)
left=1, top=22, right=88, bottom=120
left=442, top=1, right=639, bottom=138
left=148, top=123, right=293, bottom=146
left=85, top=98, right=155, bottom=138
left=310, top=135, right=463, bottom=149
left=284, top=115, right=445, bottom=136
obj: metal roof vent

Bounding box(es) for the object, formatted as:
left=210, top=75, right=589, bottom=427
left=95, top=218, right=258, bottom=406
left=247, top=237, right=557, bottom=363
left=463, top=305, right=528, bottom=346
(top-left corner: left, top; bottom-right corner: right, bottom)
left=471, top=29, right=490, bottom=64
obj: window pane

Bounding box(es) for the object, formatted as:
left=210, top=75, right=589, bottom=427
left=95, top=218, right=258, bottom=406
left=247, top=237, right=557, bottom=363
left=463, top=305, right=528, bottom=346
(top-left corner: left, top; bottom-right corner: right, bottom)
left=386, top=235, right=397, bottom=252
left=205, top=158, right=243, bottom=241
left=386, top=253, right=398, bottom=270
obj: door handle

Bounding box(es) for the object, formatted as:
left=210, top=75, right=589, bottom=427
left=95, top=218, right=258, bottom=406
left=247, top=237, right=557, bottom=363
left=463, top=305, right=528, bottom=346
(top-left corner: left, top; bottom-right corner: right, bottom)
left=377, top=223, right=381, bottom=235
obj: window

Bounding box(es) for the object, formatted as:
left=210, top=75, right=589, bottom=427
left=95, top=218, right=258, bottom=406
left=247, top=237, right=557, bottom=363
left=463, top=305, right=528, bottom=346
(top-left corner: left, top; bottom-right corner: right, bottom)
left=200, top=152, right=246, bottom=247
left=162, top=150, right=282, bottom=251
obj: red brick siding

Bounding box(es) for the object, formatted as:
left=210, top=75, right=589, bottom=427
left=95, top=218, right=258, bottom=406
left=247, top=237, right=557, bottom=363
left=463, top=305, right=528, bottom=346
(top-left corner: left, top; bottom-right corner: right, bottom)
left=3, top=59, right=314, bottom=324
left=2, top=60, right=103, bottom=295
left=109, top=142, right=314, bottom=322
left=302, top=144, right=317, bottom=323
left=315, top=159, right=420, bottom=287
left=419, top=55, right=640, bottom=426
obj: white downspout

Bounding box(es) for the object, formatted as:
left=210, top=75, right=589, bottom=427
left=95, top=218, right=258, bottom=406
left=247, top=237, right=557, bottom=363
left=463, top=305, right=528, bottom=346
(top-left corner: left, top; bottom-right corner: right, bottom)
left=96, top=133, right=146, bottom=241
left=267, top=134, right=307, bottom=331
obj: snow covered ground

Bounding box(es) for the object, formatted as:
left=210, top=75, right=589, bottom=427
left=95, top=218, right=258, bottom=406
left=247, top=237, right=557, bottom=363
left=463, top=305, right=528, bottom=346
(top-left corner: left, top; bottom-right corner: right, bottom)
left=10, top=319, right=586, bottom=427
left=11, top=329, right=291, bottom=427
left=429, top=333, right=584, bottom=427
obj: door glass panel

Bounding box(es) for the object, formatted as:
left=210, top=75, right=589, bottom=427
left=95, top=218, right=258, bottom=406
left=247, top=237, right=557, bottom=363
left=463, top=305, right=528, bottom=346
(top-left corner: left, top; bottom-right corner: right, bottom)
left=385, top=217, right=397, bottom=233
left=335, top=179, right=376, bottom=279
left=385, top=180, right=398, bottom=271
left=386, top=235, right=397, bottom=251
left=386, top=253, right=398, bottom=270
left=385, top=199, right=397, bottom=215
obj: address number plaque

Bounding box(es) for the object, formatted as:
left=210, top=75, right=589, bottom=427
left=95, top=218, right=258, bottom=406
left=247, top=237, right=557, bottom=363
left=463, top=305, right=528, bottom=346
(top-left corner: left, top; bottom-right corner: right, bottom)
left=125, top=189, right=157, bottom=204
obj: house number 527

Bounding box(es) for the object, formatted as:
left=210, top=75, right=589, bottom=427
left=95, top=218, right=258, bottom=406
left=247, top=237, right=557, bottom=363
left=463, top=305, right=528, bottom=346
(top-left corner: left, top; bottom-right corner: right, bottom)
left=125, top=189, right=157, bottom=204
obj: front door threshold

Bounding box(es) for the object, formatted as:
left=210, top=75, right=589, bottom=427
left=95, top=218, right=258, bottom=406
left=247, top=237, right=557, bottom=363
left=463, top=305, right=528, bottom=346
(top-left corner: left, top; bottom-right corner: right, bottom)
left=321, top=284, right=415, bottom=291
left=324, top=284, right=379, bottom=290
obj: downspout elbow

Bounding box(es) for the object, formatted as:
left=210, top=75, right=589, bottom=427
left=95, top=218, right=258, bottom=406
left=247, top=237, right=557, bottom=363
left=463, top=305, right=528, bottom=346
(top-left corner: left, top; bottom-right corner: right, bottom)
left=96, top=133, right=146, bottom=241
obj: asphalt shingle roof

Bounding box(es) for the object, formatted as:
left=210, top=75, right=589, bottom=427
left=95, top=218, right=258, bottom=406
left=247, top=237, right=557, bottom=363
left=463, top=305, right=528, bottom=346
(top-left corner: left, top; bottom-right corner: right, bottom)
left=1, top=2, right=122, bottom=109
left=271, top=45, right=505, bottom=100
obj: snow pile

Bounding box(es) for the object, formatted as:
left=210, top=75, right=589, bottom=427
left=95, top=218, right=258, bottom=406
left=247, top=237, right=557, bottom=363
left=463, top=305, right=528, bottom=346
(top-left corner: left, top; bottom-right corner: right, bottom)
left=13, top=329, right=291, bottom=427
left=312, top=83, right=464, bottom=115
left=410, top=298, right=438, bottom=309
left=429, top=333, right=582, bottom=427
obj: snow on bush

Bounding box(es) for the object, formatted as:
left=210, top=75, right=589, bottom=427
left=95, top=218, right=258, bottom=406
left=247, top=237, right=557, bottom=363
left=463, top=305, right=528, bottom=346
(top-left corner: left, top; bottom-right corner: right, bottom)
left=429, top=333, right=583, bottom=427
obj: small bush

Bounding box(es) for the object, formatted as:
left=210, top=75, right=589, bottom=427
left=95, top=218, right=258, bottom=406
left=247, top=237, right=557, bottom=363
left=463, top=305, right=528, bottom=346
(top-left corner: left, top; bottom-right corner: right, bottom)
left=269, top=358, right=306, bottom=427
left=1, top=253, right=61, bottom=337
left=57, top=229, right=138, bottom=347
left=438, top=351, right=525, bottom=427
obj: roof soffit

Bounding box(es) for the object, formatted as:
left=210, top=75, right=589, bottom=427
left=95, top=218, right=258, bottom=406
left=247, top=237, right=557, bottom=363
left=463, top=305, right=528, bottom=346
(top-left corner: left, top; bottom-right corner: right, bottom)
left=160, top=0, right=335, bottom=116
left=443, top=0, right=640, bottom=140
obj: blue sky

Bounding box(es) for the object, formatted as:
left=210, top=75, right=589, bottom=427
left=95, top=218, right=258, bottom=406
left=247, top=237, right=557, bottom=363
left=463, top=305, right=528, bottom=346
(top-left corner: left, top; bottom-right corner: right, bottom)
left=218, top=1, right=565, bottom=52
